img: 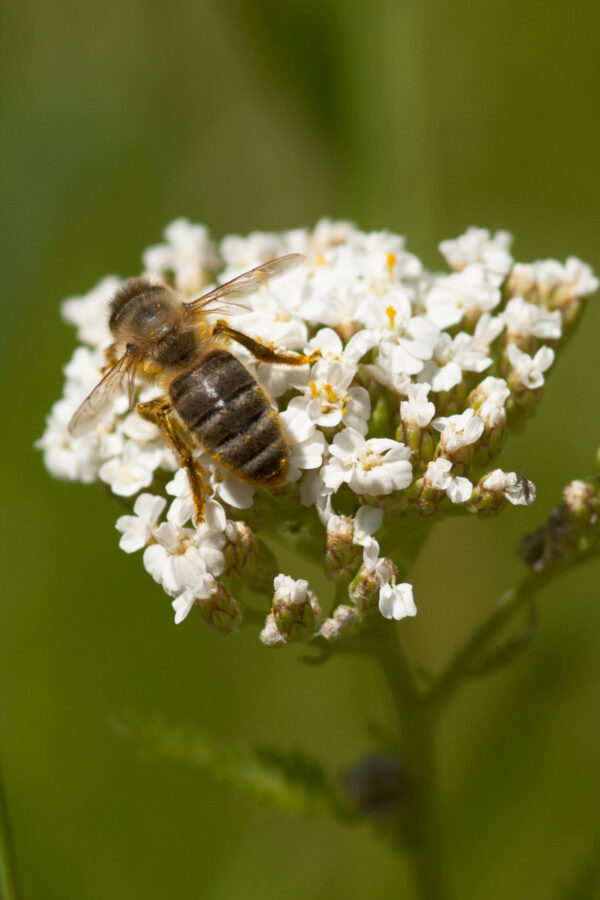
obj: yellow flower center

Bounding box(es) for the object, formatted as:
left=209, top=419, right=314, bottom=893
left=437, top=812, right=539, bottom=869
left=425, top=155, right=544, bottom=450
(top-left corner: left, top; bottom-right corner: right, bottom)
left=361, top=448, right=382, bottom=471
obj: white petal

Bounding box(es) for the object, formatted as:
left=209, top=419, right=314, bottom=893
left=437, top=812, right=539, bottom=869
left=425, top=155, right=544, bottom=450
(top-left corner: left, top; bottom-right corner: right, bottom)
left=354, top=506, right=384, bottom=541
left=172, top=591, right=196, bottom=624
left=378, top=583, right=417, bottom=620
left=446, top=476, right=473, bottom=504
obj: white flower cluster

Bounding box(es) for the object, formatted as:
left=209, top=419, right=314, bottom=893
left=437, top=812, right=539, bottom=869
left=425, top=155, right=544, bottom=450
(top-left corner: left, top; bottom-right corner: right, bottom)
left=38, top=219, right=598, bottom=641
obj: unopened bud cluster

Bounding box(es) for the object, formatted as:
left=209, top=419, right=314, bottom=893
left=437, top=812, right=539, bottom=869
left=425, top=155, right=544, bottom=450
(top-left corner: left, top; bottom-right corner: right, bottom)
left=38, top=220, right=597, bottom=642
left=260, top=575, right=322, bottom=646
left=520, top=476, right=600, bottom=572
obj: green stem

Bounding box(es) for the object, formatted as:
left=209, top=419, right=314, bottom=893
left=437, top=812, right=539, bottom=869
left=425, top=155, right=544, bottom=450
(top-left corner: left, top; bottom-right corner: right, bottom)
left=370, top=519, right=450, bottom=898
left=373, top=534, right=600, bottom=900
left=377, top=622, right=449, bottom=900
left=0, top=764, right=21, bottom=900
left=427, top=546, right=600, bottom=712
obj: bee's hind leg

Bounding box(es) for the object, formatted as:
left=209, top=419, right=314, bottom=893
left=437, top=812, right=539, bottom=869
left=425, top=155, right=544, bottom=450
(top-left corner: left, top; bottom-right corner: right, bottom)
left=136, top=396, right=207, bottom=524
left=212, top=320, right=321, bottom=367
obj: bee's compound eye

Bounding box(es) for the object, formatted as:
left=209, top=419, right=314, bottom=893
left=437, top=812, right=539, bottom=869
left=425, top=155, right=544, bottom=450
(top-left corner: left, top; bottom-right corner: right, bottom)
left=131, top=302, right=165, bottom=330
left=109, top=280, right=175, bottom=342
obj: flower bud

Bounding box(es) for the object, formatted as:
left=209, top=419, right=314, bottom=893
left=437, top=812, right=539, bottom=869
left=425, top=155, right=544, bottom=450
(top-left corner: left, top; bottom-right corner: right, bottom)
left=259, top=612, right=285, bottom=647
left=348, top=563, right=380, bottom=612
left=505, top=384, right=544, bottom=430
left=319, top=604, right=363, bottom=641
left=270, top=575, right=322, bottom=643
left=349, top=558, right=397, bottom=613
left=428, top=382, right=468, bottom=419
left=408, top=475, right=447, bottom=516
left=223, top=521, right=256, bottom=573
left=324, top=515, right=362, bottom=577
left=196, top=583, right=243, bottom=635
left=410, top=458, right=472, bottom=514
left=519, top=505, right=575, bottom=571
left=468, top=377, right=509, bottom=468
left=506, top=268, right=536, bottom=301
left=396, top=383, right=436, bottom=470
left=396, top=422, right=436, bottom=471
left=223, top=521, right=278, bottom=593
left=562, top=479, right=600, bottom=525
left=557, top=296, right=582, bottom=332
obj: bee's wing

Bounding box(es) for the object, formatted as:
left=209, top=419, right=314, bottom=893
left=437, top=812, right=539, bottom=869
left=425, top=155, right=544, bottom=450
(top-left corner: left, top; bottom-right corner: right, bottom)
left=68, top=350, right=139, bottom=438
left=183, top=253, right=304, bottom=318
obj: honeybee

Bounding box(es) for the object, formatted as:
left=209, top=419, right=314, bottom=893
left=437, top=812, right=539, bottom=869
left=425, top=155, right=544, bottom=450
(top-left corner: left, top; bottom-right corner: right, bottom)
left=69, top=254, right=319, bottom=521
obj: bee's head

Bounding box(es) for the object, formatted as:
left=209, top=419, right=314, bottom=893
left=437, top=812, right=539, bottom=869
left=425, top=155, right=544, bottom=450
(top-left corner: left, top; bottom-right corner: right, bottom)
left=108, top=277, right=179, bottom=347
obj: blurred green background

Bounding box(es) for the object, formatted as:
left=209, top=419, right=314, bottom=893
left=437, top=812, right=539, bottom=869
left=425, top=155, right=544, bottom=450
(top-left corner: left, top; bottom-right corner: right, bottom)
left=2, top=0, right=600, bottom=897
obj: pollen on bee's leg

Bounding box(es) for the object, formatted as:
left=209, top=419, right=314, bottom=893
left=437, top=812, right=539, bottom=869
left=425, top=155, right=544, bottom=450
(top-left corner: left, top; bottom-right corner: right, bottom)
left=190, top=488, right=205, bottom=525
left=184, top=462, right=206, bottom=524
left=192, top=498, right=205, bottom=524
left=289, top=348, right=321, bottom=369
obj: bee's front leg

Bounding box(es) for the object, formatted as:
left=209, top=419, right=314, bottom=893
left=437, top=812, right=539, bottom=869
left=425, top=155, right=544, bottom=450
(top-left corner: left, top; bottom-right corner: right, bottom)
left=100, top=343, right=122, bottom=374
left=137, top=396, right=207, bottom=524
left=211, top=320, right=321, bottom=367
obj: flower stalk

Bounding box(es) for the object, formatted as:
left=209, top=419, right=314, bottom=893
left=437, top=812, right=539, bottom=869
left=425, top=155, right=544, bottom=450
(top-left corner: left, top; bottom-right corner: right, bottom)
left=375, top=621, right=448, bottom=900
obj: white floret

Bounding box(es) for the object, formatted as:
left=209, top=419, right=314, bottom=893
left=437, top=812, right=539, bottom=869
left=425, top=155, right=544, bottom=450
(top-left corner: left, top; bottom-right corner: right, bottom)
left=420, top=330, right=493, bottom=393
left=475, top=376, right=510, bottom=430
left=424, top=264, right=502, bottom=329
left=143, top=519, right=224, bottom=597
left=321, top=429, right=413, bottom=496
left=37, top=397, right=102, bottom=483
left=378, top=582, right=417, bottom=621
left=423, top=458, right=473, bottom=504
left=432, top=409, right=484, bottom=455
left=273, top=574, right=309, bottom=606
left=502, top=296, right=562, bottom=341
left=61, top=276, right=121, bottom=348
left=561, top=256, right=599, bottom=298
left=439, top=227, right=513, bottom=277
left=98, top=441, right=163, bottom=497
left=511, top=257, right=599, bottom=302
left=143, top=218, right=220, bottom=294
left=287, top=356, right=371, bottom=435
left=116, top=493, right=167, bottom=553
left=357, top=293, right=439, bottom=381
left=400, top=383, right=436, bottom=428
left=219, top=230, right=288, bottom=274
left=506, top=343, right=555, bottom=389
left=351, top=505, right=384, bottom=569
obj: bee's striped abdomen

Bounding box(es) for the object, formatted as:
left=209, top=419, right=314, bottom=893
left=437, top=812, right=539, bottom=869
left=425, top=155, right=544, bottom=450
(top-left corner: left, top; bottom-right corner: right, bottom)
left=169, top=349, right=288, bottom=487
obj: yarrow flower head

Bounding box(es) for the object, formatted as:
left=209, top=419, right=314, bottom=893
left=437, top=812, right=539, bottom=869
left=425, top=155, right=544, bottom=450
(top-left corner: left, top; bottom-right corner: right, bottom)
left=38, top=219, right=597, bottom=644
